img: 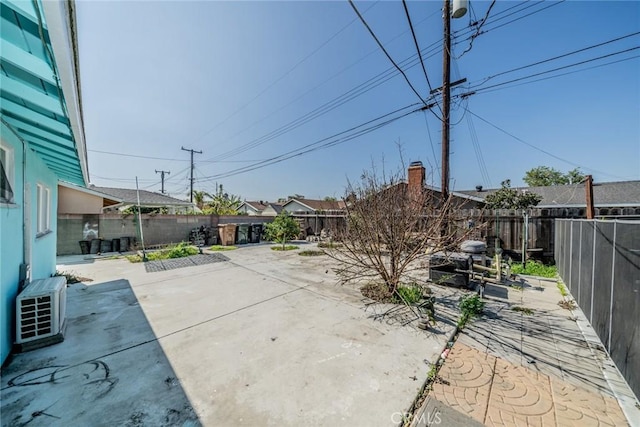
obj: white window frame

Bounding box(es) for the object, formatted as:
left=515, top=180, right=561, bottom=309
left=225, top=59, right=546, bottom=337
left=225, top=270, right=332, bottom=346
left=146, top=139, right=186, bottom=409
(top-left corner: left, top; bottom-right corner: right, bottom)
left=36, top=183, right=51, bottom=234
left=0, top=142, right=15, bottom=204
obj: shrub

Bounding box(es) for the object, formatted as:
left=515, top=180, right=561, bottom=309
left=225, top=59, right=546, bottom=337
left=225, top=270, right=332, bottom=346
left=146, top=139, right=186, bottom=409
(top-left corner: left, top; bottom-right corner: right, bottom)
left=458, top=294, right=485, bottom=328
left=393, top=284, right=423, bottom=305
left=510, top=260, right=557, bottom=278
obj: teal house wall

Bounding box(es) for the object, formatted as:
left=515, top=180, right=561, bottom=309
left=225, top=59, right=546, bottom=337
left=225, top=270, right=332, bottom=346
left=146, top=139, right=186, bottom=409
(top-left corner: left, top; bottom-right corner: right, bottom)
left=1, top=0, right=89, bottom=365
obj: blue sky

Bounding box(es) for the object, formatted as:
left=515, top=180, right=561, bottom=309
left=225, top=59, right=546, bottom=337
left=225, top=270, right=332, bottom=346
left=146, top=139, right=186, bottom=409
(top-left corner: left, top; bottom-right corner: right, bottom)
left=76, top=1, right=640, bottom=201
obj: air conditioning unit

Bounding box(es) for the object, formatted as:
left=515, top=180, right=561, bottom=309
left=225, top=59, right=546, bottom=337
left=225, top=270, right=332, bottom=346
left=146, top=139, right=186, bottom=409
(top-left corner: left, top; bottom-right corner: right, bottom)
left=15, top=276, right=67, bottom=350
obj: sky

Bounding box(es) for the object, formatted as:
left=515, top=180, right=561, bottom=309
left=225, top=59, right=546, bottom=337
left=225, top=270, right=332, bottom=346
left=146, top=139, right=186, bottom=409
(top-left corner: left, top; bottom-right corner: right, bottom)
left=76, top=0, right=640, bottom=202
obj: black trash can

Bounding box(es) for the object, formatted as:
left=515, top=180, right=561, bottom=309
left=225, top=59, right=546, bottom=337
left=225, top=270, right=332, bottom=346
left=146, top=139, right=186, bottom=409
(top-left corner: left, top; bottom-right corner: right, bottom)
left=89, top=239, right=101, bottom=254
left=112, top=238, right=120, bottom=252
left=79, top=240, right=90, bottom=255
left=120, top=237, right=130, bottom=252
left=236, top=224, right=250, bottom=245
left=250, top=224, right=262, bottom=243
left=100, top=239, right=112, bottom=253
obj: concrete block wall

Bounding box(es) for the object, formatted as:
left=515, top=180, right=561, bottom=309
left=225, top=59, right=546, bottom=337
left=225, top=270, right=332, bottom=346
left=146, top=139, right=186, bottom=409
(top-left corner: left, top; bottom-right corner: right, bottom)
left=57, top=214, right=218, bottom=255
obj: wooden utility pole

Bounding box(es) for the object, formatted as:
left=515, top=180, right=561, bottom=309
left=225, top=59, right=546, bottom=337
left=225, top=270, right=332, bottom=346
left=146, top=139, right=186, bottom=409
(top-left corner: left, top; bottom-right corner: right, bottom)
left=181, top=146, right=202, bottom=203
left=585, top=174, right=595, bottom=219
left=155, top=169, right=170, bottom=194
left=441, top=0, right=451, bottom=200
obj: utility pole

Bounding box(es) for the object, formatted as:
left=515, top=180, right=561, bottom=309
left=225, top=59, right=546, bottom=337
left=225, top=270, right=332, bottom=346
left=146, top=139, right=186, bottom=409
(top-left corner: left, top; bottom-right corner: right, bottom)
left=585, top=174, right=595, bottom=219
left=441, top=0, right=451, bottom=200
left=155, top=169, right=170, bottom=194
left=181, top=146, right=202, bottom=203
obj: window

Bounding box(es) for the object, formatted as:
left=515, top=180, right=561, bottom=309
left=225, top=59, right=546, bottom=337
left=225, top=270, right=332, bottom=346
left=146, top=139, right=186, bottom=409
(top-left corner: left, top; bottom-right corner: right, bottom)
left=37, top=183, right=50, bottom=234
left=0, top=144, right=15, bottom=203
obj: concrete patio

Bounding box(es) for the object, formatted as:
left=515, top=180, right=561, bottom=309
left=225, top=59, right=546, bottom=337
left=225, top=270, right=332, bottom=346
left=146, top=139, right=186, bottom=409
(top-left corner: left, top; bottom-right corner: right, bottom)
left=1, top=243, right=461, bottom=426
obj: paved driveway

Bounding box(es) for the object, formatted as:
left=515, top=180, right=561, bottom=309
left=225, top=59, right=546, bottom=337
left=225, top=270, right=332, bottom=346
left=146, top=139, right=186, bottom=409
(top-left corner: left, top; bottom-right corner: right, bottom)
left=1, top=244, right=459, bottom=426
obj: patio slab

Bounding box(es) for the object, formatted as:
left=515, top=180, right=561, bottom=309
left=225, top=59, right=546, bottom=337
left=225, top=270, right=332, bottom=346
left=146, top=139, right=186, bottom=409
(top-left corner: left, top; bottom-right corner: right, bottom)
left=1, top=244, right=458, bottom=426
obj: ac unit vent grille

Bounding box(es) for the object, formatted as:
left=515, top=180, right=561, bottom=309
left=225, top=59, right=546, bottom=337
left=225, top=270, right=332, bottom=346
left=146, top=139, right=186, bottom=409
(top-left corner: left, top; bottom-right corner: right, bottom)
left=16, top=277, right=67, bottom=345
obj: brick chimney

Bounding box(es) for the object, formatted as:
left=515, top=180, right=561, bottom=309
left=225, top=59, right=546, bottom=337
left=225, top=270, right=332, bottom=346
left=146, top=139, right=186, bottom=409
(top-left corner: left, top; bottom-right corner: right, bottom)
left=408, top=161, right=425, bottom=195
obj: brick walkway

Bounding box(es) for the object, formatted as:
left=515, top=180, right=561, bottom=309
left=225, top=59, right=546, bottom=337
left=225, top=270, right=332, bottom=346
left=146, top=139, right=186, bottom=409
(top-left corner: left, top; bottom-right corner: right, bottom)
left=416, top=277, right=635, bottom=427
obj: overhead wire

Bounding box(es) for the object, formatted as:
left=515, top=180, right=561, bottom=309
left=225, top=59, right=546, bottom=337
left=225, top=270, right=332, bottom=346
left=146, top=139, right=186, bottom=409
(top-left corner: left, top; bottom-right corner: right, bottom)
left=195, top=103, right=424, bottom=181
left=470, top=46, right=640, bottom=94
left=187, top=1, right=380, bottom=147
left=204, top=0, right=564, bottom=164
left=466, top=109, right=626, bottom=180
left=454, top=0, right=496, bottom=59
left=401, top=0, right=442, bottom=116
left=468, top=31, right=640, bottom=89
left=348, top=0, right=428, bottom=106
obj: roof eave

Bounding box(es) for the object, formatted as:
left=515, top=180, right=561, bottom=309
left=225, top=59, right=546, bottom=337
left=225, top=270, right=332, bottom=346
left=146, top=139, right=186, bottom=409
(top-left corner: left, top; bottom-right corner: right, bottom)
left=41, top=0, right=89, bottom=186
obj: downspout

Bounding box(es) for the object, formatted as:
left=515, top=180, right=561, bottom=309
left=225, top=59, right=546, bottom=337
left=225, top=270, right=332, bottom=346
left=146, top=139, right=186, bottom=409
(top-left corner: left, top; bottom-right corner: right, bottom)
left=1, top=118, right=30, bottom=291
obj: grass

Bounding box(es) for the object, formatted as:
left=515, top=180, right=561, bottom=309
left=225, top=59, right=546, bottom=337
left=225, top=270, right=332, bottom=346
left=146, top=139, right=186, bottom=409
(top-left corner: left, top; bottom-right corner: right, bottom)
left=512, top=306, right=534, bottom=315
left=510, top=260, right=557, bottom=278
left=557, top=282, right=569, bottom=297
left=458, top=294, right=485, bottom=329
left=558, top=299, right=577, bottom=310
left=270, top=245, right=299, bottom=251
left=360, top=282, right=425, bottom=305
left=126, top=242, right=198, bottom=263
left=209, top=245, right=237, bottom=251
left=393, top=284, right=423, bottom=305
left=298, top=250, right=326, bottom=256
left=54, top=270, right=92, bottom=284
left=317, top=241, right=342, bottom=249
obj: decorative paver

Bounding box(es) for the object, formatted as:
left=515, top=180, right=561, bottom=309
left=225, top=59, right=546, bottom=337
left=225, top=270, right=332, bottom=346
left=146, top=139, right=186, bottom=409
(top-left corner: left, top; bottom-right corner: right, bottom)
left=421, top=275, right=636, bottom=427
left=431, top=342, right=628, bottom=426
left=144, top=253, right=229, bottom=272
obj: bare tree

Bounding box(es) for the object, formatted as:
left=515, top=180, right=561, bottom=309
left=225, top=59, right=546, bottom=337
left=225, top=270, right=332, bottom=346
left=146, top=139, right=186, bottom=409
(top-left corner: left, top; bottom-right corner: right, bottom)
left=327, top=164, right=476, bottom=298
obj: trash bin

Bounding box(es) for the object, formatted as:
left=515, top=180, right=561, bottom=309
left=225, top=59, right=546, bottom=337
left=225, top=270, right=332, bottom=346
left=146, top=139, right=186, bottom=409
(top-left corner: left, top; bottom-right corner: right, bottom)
left=120, top=237, right=130, bottom=252
left=100, top=239, right=112, bottom=253
left=89, top=239, right=101, bottom=254
left=236, top=224, right=250, bottom=245
left=218, top=224, right=237, bottom=246
left=249, top=224, right=263, bottom=243
left=111, top=238, right=120, bottom=252
left=79, top=240, right=90, bottom=255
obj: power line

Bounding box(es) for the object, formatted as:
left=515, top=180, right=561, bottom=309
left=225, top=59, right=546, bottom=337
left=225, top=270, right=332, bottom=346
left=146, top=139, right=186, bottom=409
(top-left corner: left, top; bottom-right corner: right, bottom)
left=466, top=110, right=625, bottom=180
left=349, top=0, right=427, bottom=105
left=402, top=0, right=438, bottom=103
left=471, top=46, right=640, bottom=94
left=202, top=1, right=560, bottom=165
left=196, top=103, right=425, bottom=181
left=468, top=31, right=640, bottom=89
left=186, top=2, right=380, bottom=147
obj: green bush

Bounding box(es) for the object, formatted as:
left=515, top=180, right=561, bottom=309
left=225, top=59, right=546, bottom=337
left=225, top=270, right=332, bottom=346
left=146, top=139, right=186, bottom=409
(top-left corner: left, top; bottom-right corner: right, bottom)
left=393, top=284, right=423, bottom=305
left=458, top=294, right=485, bottom=328
left=511, top=260, right=557, bottom=278
left=166, top=242, right=198, bottom=258
left=125, top=242, right=198, bottom=263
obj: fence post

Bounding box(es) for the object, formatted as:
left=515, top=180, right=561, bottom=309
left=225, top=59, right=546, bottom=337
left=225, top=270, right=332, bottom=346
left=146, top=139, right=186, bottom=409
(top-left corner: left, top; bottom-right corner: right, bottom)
left=590, top=220, right=597, bottom=322
left=568, top=221, right=573, bottom=291
left=577, top=221, right=582, bottom=304
left=607, top=220, right=617, bottom=352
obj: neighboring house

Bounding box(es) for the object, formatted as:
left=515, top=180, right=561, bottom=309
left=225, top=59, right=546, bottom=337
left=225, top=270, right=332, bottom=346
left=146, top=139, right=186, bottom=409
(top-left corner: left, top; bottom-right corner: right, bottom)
left=237, top=200, right=283, bottom=216
left=0, top=0, right=88, bottom=364
left=58, top=181, right=121, bottom=214
left=237, top=201, right=267, bottom=216
left=262, top=203, right=283, bottom=217
left=93, top=186, right=194, bottom=214
left=282, top=198, right=346, bottom=214
left=459, top=180, right=640, bottom=216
